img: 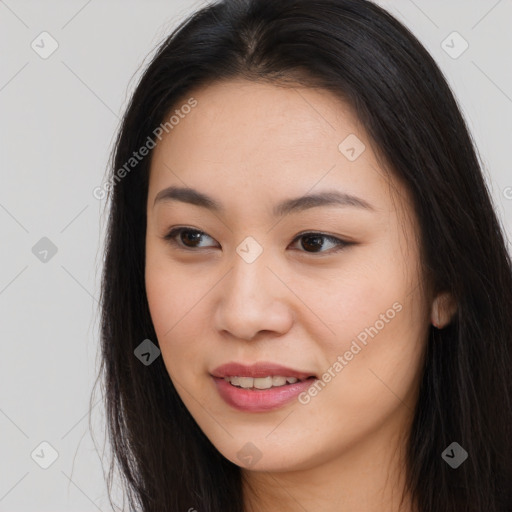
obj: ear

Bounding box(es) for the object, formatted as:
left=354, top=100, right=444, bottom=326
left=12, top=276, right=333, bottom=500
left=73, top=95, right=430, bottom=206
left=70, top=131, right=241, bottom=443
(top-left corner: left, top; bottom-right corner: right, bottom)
left=431, top=291, right=457, bottom=329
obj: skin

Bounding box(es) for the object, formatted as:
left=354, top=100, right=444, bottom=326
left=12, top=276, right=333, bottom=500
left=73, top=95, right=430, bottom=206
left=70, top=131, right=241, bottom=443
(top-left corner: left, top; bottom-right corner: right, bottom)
left=145, top=78, right=455, bottom=512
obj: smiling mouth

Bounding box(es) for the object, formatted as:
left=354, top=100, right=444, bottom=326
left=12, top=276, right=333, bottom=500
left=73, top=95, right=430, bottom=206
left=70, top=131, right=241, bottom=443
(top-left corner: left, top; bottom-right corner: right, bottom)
left=211, top=374, right=318, bottom=412
left=219, top=375, right=316, bottom=390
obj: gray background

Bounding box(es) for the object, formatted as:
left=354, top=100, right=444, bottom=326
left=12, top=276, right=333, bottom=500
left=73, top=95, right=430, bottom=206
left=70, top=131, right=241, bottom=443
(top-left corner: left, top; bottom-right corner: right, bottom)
left=1, top=0, right=511, bottom=510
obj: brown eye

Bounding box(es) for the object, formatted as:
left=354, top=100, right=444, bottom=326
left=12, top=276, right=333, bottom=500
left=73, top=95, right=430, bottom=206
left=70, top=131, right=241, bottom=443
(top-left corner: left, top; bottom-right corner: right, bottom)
left=179, top=230, right=203, bottom=247
left=290, top=232, right=349, bottom=254
left=162, top=228, right=350, bottom=255
left=163, top=228, right=218, bottom=249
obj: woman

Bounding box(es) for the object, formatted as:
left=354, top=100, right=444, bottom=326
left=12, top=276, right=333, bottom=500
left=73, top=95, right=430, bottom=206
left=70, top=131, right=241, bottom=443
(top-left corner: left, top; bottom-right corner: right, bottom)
left=95, top=0, right=512, bottom=510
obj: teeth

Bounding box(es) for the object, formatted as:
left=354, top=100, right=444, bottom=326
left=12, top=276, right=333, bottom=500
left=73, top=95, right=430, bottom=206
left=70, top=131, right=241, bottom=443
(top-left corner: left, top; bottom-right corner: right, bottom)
left=223, top=375, right=302, bottom=389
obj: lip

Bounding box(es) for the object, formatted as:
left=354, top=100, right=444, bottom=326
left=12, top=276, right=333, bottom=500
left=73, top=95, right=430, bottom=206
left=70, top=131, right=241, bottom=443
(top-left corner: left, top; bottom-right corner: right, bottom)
left=210, top=361, right=318, bottom=412
left=212, top=376, right=317, bottom=412
left=211, top=361, right=316, bottom=380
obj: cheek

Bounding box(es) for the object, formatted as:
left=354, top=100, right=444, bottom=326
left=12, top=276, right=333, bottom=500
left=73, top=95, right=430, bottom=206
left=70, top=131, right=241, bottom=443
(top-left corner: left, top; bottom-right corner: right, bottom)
left=308, top=240, right=426, bottom=405
left=145, top=239, right=200, bottom=333
left=145, top=249, right=215, bottom=384
left=309, top=253, right=411, bottom=351
left=145, top=263, right=179, bottom=338
left=145, top=251, right=188, bottom=355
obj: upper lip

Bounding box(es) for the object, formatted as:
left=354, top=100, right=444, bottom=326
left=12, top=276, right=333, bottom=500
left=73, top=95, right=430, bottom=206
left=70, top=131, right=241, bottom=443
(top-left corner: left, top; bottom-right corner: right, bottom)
left=211, top=361, right=316, bottom=380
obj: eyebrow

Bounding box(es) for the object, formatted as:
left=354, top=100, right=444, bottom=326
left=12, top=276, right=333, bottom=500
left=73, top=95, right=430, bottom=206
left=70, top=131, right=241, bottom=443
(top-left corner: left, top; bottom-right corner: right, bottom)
left=153, top=186, right=375, bottom=216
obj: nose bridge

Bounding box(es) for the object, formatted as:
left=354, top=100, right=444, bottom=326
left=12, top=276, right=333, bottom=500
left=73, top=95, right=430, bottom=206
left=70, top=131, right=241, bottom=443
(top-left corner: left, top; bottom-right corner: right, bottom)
left=227, top=247, right=271, bottom=306
left=225, top=232, right=271, bottom=297
left=214, top=244, right=293, bottom=339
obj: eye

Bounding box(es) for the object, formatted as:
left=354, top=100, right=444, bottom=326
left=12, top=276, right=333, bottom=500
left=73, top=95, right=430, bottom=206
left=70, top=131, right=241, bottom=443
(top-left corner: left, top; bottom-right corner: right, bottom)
left=162, top=227, right=350, bottom=254
left=289, top=232, right=350, bottom=254
left=162, top=227, right=219, bottom=250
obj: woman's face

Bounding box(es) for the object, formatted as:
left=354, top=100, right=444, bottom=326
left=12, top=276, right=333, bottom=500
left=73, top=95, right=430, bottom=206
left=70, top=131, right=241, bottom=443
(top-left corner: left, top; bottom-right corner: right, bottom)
left=145, top=79, right=431, bottom=473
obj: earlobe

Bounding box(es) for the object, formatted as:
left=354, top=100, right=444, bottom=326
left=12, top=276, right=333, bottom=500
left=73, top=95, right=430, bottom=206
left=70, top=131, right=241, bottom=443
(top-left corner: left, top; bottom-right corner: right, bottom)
left=431, top=291, right=457, bottom=329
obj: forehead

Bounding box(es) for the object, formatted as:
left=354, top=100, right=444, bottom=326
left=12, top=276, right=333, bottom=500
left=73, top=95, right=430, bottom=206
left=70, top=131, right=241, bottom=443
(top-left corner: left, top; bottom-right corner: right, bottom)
left=148, top=79, right=405, bottom=216
left=154, top=78, right=364, bottom=161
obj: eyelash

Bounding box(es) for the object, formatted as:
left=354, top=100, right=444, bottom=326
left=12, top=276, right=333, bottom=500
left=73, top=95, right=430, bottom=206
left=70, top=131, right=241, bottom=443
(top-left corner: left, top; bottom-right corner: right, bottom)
left=162, top=227, right=351, bottom=255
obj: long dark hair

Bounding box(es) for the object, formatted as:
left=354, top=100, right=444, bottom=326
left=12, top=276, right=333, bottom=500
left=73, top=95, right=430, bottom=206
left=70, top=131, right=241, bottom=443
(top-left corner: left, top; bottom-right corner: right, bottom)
left=93, top=0, right=512, bottom=510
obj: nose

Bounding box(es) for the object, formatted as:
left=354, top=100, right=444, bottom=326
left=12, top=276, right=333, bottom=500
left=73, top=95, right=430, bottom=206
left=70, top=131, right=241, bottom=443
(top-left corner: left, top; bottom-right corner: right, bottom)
left=213, top=252, right=294, bottom=341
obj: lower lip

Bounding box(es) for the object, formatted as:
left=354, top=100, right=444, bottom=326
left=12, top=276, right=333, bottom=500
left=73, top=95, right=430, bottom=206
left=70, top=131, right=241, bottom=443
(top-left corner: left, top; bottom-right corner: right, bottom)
left=212, top=376, right=317, bottom=412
